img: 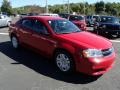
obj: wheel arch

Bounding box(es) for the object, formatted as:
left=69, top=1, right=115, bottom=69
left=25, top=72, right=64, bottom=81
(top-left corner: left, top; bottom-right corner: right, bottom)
left=53, top=43, right=76, bottom=58
left=53, top=47, right=76, bottom=72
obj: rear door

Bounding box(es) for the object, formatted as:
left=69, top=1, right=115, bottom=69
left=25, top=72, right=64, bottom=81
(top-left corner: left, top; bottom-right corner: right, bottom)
left=18, top=19, right=33, bottom=45
left=31, top=19, right=56, bottom=56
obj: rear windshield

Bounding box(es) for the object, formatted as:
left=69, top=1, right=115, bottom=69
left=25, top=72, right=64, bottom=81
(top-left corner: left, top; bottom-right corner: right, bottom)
left=69, top=15, right=84, bottom=21
left=93, top=16, right=100, bottom=22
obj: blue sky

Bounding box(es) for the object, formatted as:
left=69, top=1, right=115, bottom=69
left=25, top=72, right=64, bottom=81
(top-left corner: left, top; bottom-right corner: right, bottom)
left=0, top=0, right=120, bottom=8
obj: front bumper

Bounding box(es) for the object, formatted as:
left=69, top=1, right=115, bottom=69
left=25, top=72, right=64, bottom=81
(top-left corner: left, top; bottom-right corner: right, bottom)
left=98, top=29, right=120, bottom=34
left=75, top=52, right=116, bottom=76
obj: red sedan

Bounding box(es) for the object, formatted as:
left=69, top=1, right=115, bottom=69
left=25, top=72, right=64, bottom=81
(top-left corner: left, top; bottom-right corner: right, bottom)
left=68, top=15, right=87, bottom=31
left=9, top=16, right=116, bottom=76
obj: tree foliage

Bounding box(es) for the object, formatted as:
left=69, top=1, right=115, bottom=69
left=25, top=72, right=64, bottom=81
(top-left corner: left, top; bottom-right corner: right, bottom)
left=13, top=5, right=44, bottom=14
left=1, top=0, right=120, bottom=16
left=1, top=0, right=13, bottom=15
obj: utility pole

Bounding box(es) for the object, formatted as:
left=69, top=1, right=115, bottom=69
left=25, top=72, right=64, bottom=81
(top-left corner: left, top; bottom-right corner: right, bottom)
left=103, top=1, right=106, bottom=12
left=83, top=0, right=85, bottom=15
left=68, top=0, right=70, bottom=14
left=46, top=0, right=48, bottom=13
left=63, top=0, right=70, bottom=14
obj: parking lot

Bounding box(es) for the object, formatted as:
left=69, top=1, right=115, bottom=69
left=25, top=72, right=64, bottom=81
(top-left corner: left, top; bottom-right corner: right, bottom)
left=0, top=25, right=120, bottom=90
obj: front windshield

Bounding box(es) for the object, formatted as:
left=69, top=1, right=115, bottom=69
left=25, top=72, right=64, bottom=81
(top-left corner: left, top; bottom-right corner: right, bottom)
left=93, top=16, right=100, bottom=22
left=48, top=20, right=81, bottom=34
left=100, top=16, right=119, bottom=24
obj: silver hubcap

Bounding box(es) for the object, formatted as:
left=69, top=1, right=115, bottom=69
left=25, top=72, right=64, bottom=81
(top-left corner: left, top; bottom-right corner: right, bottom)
left=12, top=37, right=18, bottom=48
left=56, top=53, right=70, bottom=72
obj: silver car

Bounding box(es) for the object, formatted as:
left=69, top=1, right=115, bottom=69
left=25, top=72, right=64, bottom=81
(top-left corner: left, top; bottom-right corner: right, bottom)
left=0, top=15, right=12, bottom=27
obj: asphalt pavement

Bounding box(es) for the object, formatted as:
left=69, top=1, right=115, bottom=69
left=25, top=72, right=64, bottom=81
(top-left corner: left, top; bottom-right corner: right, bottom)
left=0, top=26, right=120, bottom=90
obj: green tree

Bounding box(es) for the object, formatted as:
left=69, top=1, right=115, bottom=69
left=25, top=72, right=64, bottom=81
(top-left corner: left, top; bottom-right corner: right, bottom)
left=1, top=0, right=13, bottom=15
left=95, top=1, right=105, bottom=14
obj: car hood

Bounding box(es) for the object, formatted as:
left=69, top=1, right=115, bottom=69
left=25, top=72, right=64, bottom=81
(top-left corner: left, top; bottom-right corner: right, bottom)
left=58, top=32, right=112, bottom=50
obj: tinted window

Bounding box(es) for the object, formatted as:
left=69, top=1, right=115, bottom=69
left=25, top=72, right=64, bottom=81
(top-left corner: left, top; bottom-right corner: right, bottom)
left=69, top=15, right=84, bottom=21
left=48, top=20, right=81, bottom=34
left=93, top=16, right=100, bottom=22
left=59, top=14, right=69, bottom=19
left=89, top=16, right=92, bottom=19
left=86, top=16, right=89, bottom=19
left=22, top=19, right=33, bottom=29
left=32, top=20, right=48, bottom=34
left=16, top=19, right=23, bottom=25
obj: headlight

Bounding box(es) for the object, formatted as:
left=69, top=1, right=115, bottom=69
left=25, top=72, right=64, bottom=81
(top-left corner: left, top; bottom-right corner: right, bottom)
left=83, top=49, right=103, bottom=58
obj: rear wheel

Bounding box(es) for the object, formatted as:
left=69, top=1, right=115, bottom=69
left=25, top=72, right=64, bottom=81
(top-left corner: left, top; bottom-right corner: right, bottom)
left=54, top=50, right=75, bottom=73
left=11, top=36, right=19, bottom=49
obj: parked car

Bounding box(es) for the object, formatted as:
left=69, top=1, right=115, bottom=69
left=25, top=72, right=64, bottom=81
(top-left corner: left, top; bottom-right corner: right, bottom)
left=95, top=16, right=120, bottom=37
left=20, top=13, right=28, bottom=18
left=0, top=15, right=11, bottom=27
left=39, top=13, right=59, bottom=17
left=9, top=16, right=115, bottom=76
left=68, top=15, right=87, bottom=31
left=27, top=13, right=39, bottom=16
left=85, top=15, right=100, bottom=31
left=58, top=13, right=70, bottom=19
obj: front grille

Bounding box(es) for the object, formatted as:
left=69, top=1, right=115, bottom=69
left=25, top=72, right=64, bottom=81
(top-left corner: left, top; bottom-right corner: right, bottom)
left=102, top=48, right=113, bottom=56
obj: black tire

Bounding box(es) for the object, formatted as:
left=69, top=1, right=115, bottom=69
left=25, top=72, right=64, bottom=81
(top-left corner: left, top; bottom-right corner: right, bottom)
left=54, top=50, right=75, bottom=74
left=11, top=36, right=20, bottom=49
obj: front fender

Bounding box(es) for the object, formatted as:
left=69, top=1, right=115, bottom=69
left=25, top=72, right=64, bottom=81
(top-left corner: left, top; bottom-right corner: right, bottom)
left=58, top=43, right=76, bottom=55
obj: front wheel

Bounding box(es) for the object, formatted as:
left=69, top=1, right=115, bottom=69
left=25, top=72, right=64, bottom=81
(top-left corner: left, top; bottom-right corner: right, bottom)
left=54, top=51, right=75, bottom=73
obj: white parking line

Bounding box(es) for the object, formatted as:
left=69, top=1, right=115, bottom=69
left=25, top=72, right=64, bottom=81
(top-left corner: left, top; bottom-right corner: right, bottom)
left=110, top=40, right=120, bottom=43
left=0, top=33, right=9, bottom=35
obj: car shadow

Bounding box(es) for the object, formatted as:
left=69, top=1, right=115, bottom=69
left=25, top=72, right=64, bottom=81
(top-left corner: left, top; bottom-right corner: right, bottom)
left=0, top=41, right=100, bottom=84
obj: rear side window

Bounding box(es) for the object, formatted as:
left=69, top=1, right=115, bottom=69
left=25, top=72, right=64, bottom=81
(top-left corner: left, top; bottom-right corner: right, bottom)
left=22, top=19, right=33, bottom=29
left=69, top=15, right=84, bottom=21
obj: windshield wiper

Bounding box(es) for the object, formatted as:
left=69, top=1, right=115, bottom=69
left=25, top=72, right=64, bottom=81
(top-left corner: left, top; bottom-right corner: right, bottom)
left=60, top=32, right=71, bottom=34
left=72, top=30, right=81, bottom=33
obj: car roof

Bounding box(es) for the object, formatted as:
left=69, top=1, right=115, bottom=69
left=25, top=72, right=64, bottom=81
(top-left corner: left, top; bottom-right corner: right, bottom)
left=100, top=15, right=115, bottom=18
left=24, top=16, right=64, bottom=21
left=39, top=13, right=59, bottom=16
left=70, top=14, right=83, bottom=16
